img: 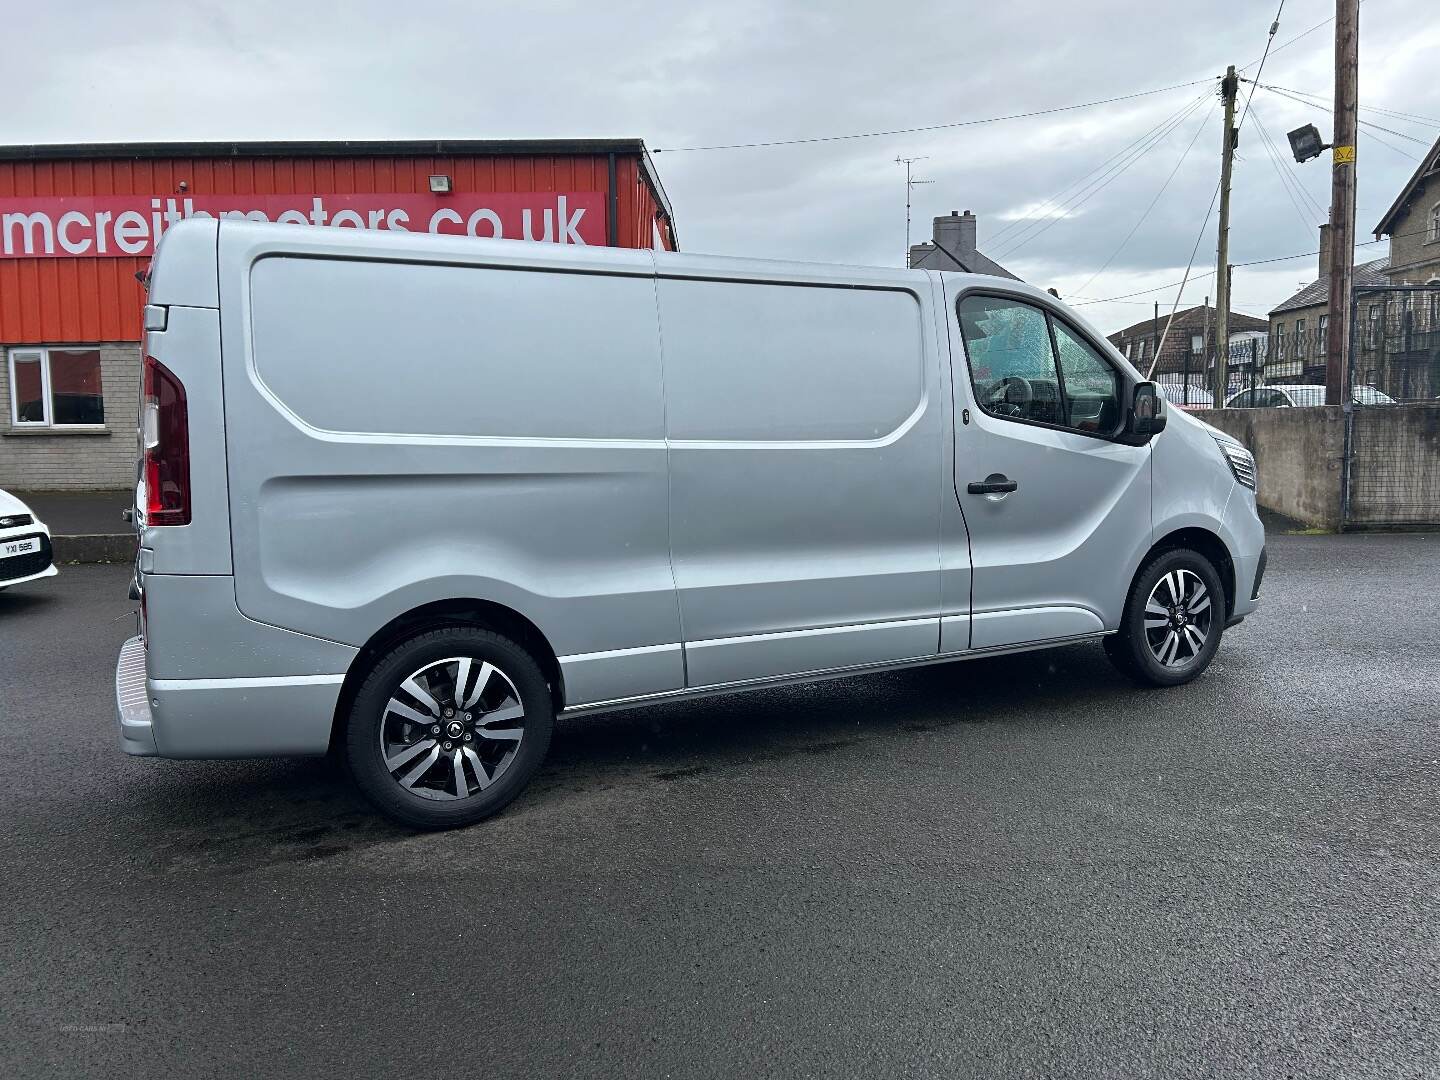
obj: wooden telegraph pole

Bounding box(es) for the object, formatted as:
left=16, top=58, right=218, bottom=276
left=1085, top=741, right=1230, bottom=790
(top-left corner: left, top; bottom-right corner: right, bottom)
left=1326, top=0, right=1359, bottom=405
left=1212, top=66, right=1239, bottom=409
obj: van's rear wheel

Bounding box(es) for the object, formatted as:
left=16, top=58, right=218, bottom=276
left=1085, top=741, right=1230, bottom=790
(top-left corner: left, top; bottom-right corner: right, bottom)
left=1105, top=548, right=1224, bottom=687
left=344, top=627, right=553, bottom=829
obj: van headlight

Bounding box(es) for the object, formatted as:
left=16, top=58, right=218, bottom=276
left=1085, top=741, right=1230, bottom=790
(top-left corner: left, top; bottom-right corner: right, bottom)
left=1212, top=435, right=1256, bottom=490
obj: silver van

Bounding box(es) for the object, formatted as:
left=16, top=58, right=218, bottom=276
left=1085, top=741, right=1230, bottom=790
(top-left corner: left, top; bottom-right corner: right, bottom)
left=116, top=218, right=1265, bottom=828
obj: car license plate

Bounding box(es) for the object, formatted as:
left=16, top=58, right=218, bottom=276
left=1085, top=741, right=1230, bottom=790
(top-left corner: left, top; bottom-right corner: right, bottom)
left=2, top=537, right=40, bottom=559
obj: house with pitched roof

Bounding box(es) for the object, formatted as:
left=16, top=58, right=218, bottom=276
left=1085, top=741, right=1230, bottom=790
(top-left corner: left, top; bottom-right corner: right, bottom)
left=1106, top=304, right=1267, bottom=388
left=908, top=210, right=1020, bottom=279
left=1265, top=138, right=1440, bottom=393
left=1265, top=225, right=1391, bottom=382
left=1373, top=135, right=1440, bottom=286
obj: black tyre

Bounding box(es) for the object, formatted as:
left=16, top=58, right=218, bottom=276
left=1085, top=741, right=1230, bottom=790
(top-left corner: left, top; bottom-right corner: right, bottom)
left=1105, top=548, right=1225, bottom=687
left=344, top=626, right=554, bottom=830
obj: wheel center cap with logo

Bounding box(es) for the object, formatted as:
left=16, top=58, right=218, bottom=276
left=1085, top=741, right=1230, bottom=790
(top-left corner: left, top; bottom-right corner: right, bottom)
left=446, top=720, right=465, bottom=739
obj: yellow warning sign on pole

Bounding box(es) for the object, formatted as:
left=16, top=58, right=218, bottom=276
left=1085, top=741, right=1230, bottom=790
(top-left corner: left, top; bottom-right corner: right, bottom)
left=1334, top=145, right=1356, bottom=164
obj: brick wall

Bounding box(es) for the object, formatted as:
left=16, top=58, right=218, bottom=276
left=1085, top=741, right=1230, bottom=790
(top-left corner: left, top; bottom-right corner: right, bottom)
left=0, top=344, right=139, bottom=491
left=1385, top=177, right=1440, bottom=282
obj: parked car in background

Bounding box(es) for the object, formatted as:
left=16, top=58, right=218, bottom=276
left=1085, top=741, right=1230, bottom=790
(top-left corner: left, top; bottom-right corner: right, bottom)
left=1157, top=383, right=1214, bottom=411
left=116, top=218, right=1266, bottom=830
left=0, top=489, right=57, bottom=590
left=1225, top=384, right=1397, bottom=408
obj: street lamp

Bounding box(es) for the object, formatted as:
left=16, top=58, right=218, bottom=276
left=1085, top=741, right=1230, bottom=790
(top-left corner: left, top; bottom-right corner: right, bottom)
left=1286, top=124, right=1329, bottom=164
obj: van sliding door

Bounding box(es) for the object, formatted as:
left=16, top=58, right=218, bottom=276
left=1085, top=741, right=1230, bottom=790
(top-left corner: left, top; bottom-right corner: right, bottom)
left=656, top=264, right=945, bottom=688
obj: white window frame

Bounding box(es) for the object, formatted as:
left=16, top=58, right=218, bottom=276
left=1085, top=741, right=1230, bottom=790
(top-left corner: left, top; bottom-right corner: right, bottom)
left=7, top=346, right=106, bottom=429
left=1429, top=202, right=1440, bottom=244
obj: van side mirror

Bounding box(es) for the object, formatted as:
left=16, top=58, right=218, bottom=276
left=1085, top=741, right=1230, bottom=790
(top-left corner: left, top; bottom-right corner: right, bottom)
left=1121, top=382, right=1167, bottom=445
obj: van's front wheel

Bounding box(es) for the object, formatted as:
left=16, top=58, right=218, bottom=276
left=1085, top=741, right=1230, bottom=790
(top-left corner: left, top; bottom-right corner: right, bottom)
left=1105, top=549, right=1225, bottom=687
left=344, top=627, right=554, bottom=829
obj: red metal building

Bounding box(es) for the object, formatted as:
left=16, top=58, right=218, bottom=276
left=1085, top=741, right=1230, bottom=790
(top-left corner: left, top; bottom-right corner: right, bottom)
left=0, top=139, right=677, bottom=490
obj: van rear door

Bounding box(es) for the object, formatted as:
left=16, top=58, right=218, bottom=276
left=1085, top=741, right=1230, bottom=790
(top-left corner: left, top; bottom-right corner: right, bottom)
left=134, top=218, right=230, bottom=576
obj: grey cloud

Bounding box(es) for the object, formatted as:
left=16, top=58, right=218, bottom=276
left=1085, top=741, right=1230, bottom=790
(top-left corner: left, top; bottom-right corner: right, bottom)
left=6, top=0, right=1436, bottom=331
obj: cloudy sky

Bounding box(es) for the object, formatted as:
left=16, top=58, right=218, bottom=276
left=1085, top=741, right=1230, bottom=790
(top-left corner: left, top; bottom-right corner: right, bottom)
left=7, top=0, right=1438, bottom=332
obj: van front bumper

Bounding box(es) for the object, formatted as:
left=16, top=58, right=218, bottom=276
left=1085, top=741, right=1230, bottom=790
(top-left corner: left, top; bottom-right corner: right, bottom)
left=114, top=634, right=344, bottom=758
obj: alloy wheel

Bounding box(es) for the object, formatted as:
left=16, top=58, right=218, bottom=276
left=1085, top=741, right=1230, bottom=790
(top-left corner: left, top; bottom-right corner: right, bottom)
left=1143, top=569, right=1213, bottom=669
left=378, top=656, right=526, bottom=801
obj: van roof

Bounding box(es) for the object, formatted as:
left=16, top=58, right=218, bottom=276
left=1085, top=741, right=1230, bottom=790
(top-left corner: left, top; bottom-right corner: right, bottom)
left=162, top=218, right=1121, bottom=361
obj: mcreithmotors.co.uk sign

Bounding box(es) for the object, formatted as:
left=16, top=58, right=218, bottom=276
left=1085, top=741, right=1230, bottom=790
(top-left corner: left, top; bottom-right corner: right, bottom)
left=0, top=192, right=604, bottom=258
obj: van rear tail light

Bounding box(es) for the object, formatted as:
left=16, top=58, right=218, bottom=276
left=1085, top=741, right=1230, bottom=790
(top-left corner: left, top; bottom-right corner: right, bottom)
left=142, top=356, right=191, bottom=526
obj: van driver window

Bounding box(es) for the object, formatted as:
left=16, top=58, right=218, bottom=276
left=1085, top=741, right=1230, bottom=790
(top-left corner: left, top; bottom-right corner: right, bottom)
left=958, top=296, right=1063, bottom=425
left=1051, top=320, right=1121, bottom=433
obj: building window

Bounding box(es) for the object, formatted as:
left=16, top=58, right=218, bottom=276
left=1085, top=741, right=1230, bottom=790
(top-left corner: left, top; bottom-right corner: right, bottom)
left=1430, top=203, right=1440, bottom=244
left=1190, top=334, right=1204, bottom=355
left=7, top=347, right=105, bottom=427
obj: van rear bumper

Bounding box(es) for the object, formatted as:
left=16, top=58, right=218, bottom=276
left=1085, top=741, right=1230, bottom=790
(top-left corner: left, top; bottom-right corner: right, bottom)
left=114, top=635, right=343, bottom=758
left=116, top=636, right=159, bottom=756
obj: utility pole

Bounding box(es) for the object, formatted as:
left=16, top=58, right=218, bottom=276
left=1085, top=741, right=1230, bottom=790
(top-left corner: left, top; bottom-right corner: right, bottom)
left=1152, top=301, right=1159, bottom=373
left=1212, top=65, right=1239, bottom=409
left=895, top=156, right=932, bottom=267
left=1326, top=0, right=1359, bottom=405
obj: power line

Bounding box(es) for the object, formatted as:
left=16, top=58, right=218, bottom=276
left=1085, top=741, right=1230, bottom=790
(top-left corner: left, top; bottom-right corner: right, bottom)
left=1143, top=179, right=1221, bottom=377
left=1071, top=224, right=1435, bottom=309
left=1357, top=126, right=1424, bottom=163
left=984, top=90, right=1212, bottom=250
left=1254, top=83, right=1435, bottom=145
left=1252, top=101, right=1328, bottom=219
left=1254, top=84, right=1432, bottom=163
left=1248, top=101, right=1328, bottom=230
left=1253, top=87, right=1440, bottom=127
left=1071, top=273, right=1214, bottom=306
left=1073, top=96, right=1219, bottom=295
left=991, top=93, right=1215, bottom=261
left=1237, top=0, right=1285, bottom=133
left=1239, top=2, right=1362, bottom=71
left=650, top=78, right=1213, bottom=153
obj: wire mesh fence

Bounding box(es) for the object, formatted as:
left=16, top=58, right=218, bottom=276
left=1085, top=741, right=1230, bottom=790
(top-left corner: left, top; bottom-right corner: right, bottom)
left=1342, top=285, right=1440, bottom=528
left=1350, top=285, right=1440, bottom=404
left=1148, top=285, right=1440, bottom=528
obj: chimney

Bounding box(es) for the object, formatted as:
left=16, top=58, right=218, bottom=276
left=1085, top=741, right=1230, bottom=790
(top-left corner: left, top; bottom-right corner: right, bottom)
left=1318, top=223, right=1332, bottom=280
left=934, top=209, right=978, bottom=262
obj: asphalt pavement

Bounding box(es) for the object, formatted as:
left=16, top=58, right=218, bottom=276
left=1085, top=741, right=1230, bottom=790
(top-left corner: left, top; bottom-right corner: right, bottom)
left=1, top=533, right=1438, bottom=1079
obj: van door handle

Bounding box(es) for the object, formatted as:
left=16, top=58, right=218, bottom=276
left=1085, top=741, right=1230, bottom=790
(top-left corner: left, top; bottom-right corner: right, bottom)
left=967, top=475, right=1018, bottom=495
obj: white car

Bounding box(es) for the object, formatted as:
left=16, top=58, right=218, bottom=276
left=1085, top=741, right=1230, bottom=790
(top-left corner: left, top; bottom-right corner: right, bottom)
left=1157, top=383, right=1214, bottom=411
left=1225, top=383, right=1396, bottom=408
left=0, top=489, right=58, bottom=589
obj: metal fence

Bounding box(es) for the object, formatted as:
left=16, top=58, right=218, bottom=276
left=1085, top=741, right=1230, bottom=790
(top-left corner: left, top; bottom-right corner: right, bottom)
left=1182, top=284, right=1440, bottom=529
left=1155, top=335, right=1297, bottom=410
left=1350, top=285, right=1440, bottom=403
left=1341, top=285, right=1440, bottom=528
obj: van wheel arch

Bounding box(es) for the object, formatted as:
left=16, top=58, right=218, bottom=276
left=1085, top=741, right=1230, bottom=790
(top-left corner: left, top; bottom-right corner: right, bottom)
left=1138, top=528, right=1235, bottom=622
left=329, top=599, right=564, bottom=753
